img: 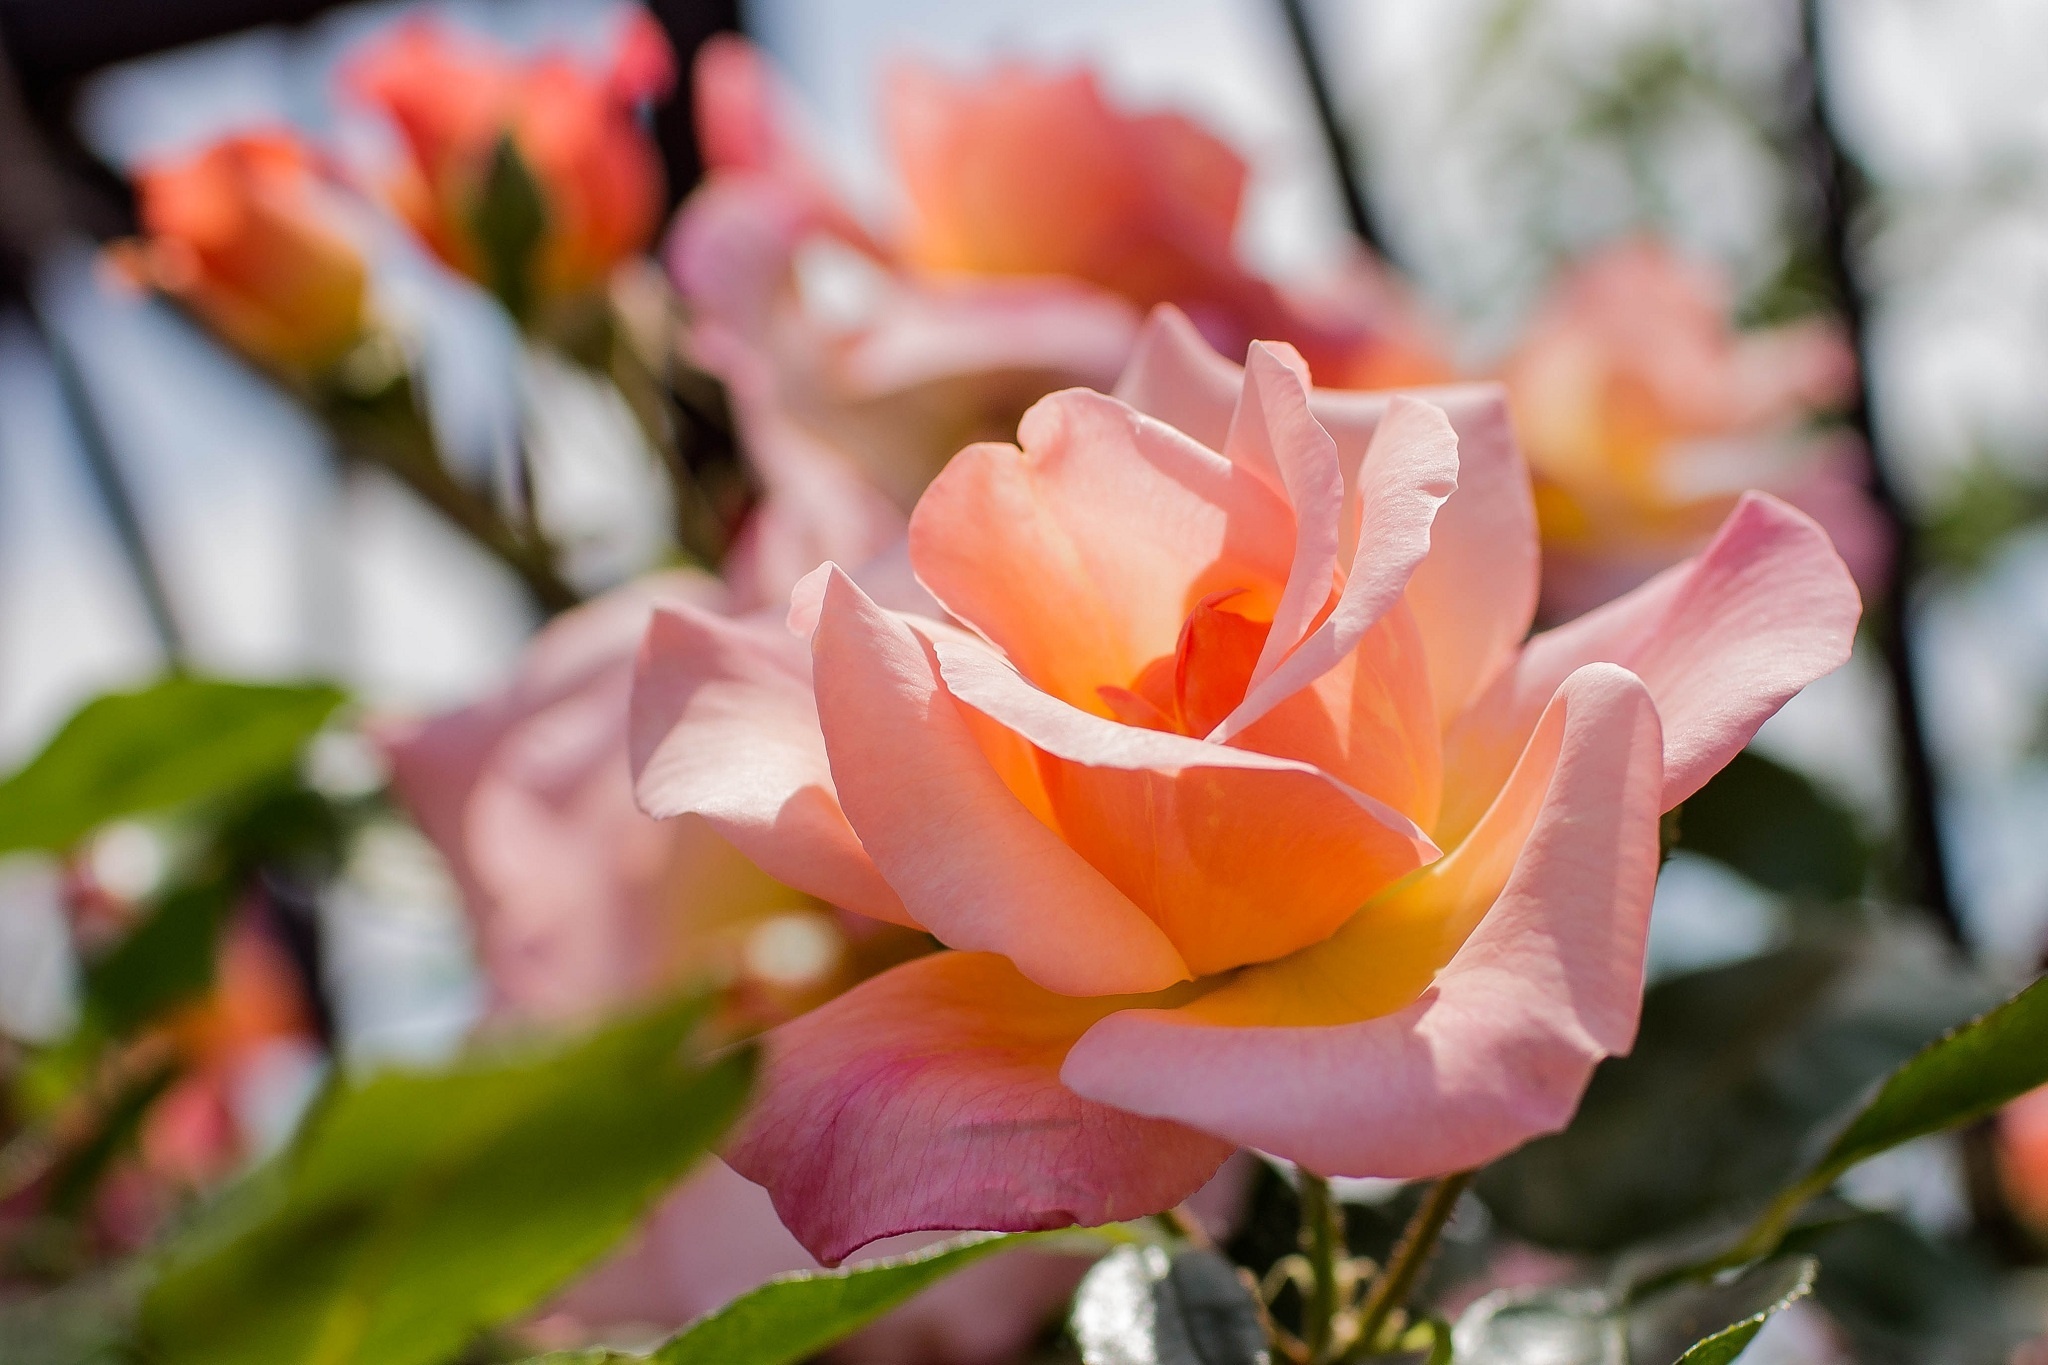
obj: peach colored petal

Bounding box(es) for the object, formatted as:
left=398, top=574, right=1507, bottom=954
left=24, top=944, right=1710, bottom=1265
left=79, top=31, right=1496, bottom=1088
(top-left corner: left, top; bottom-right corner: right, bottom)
left=1312, top=382, right=1540, bottom=726
left=909, top=388, right=1294, bottom=711
left=629, top=603, right=911, bottom=926
left=1062, top=663, right=1664, bottom=1177
left=725, top=950, right=1233, bottom=1264
left=1110, top=310, right=1539, bottom=726
left=810, top=569, right=1192, bottom=995
left=1223, top=344, right=1345, bottom=691
left=1441, top=492, right=1859, bottom=840
left=932, top=635, right=1437, bottom=976
left=1218, top=396, right=1459, bottom=739
left=1232, top=598, right=1442, bottom=829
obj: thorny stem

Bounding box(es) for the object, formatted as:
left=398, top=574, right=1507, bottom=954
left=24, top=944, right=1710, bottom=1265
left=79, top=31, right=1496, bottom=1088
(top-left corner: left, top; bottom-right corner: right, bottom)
left=1298, top=1170, right=1344, bottom=1363
left=1343, top=1171, right=1474, bottom=1361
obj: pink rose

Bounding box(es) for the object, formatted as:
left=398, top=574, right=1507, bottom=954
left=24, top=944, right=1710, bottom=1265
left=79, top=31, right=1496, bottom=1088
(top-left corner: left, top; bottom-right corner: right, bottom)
left=1500, top=238, right=1888, bottom=618
left=383, top=571, right=1132, bottom=1362
left=630, top=305, right=1862, bottom=1263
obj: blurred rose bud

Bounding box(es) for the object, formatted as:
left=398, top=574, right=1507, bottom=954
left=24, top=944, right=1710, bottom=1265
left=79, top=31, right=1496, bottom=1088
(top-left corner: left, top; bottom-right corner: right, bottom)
left=112, top=130, right=369, bottom=374
left=2000, top=1083, right=2048, bottom=1237
left=343, top=12, right=674, bottom=320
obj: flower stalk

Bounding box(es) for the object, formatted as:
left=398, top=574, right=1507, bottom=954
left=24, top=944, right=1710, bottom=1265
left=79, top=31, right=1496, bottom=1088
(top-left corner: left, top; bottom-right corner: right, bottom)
left=1342, top=1171, right=1474, bottom=1362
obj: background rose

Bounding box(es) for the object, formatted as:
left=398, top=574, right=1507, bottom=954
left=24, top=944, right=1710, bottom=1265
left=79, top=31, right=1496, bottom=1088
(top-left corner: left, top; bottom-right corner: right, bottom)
left=631, top=305, right=1862, bottom=1263
left=1501, top=238, right=1889, bottom=618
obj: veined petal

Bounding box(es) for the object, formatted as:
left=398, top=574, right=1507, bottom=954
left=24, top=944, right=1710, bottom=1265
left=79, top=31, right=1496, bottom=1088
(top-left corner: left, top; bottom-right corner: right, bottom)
left=934, top=636, right=1437, bottom=976
left=1440, top=491, right=1860, bottom=841
left=909, top=388, right=1294, bottom=714
left=629, top=604, right=910, bottom=925
left=1062, top=663, right=1664, bottom=1177
left=811, top=569, right=1192, bottom=995
left=725, top=950, right=1234, bottom=1264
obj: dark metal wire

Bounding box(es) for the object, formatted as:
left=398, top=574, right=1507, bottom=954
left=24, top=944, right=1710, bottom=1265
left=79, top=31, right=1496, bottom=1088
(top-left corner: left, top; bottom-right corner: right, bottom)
left=1791, top=0, right=1960, bottom=944
left=1274, top=0, right=1392, bottom=260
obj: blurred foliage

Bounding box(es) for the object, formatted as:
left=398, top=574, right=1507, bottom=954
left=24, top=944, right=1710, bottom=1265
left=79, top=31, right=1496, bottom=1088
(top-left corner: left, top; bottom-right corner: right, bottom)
left=137, top=993, right=753, bottom=1365
left=1674, top=749, right=1870, bottom=902
left=1070, top=1243, right=1266, bottom=1365
left=1783, top=1212, right=2014, bottom=1364
left=0, top=679, right=344, bottom=857
left=1922, top=454, right=2048, bottom=579
left=1478, top=923, right=1994, bottom=1254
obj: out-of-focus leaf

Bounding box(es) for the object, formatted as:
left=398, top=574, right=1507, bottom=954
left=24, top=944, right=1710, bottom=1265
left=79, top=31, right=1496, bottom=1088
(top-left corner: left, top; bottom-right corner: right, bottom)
left=0, top=1264, right=146, bottom=1365
left=1479, top=925, right=1993, bottom=1252
left=1627, top=1256, right=1815, bottom=1364
left=471, top=134, right=548, bottom=322
left=1676, top=751, right=1868, bottom=901
left=1802, top=970, right=2048, bottom=1194
left=1452, top=1287, right=1620, bottom=1365
left=138, top=993, right=752, bottom=1365
left=1783, top=1212, right=2016, bottom=1365
left=1922, top=456, right=2048, bottom=578
left=81, top=881, right=233, bottom=1036
left=523, top=1231, right=1097, bottom=1365
left=0, top=678, right=344, bottom=855
left=1071, top=1242, right=1268, bottom=1365
left=1452, top=1259, right=1813, bottom=1365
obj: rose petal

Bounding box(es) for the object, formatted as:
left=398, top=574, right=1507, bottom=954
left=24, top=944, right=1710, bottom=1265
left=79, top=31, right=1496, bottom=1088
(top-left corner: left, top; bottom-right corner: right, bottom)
left=726, top=950, right=1233, bottom=1264
left=909, top=387, right=1294, bottom=712
left=629, top=603, right=911, bottom=926
left=1312, top=382, right=1539, bottom=725
left=933, top=635, right=1437, bottom=976
left=1216, top=396, right=1458, bottom=739
left=1112, top=304, right=1243, bottom=447
left=811, top=569, right=1192, bottom=994
left=1062, top=662, right=1664, bottom=1177
left=1440, top=491, right=1860, bottom=839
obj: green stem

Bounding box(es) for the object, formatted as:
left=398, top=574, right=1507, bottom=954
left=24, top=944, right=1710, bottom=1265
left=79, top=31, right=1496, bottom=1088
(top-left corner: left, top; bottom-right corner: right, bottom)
left=1344, top=1171, right=1473, bottom=1361
left=1299, top=1170, right=1344, bottom=1364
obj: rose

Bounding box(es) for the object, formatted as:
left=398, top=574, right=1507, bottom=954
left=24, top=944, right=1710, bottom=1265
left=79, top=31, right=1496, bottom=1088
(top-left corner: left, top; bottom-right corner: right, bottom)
left=669, top=38, right=1449, bottom=607
left=342, top=13, right=673, bottom=315
left=2000, top=1084, right=2048, bottom=1235
left=111, top=130, right=368, bottom=373
left=629, top=305, right=1862, bottom=1263
left=383, top=571, right=1141, bottom=1362
left=1501, top=238, right=1888, bottom=617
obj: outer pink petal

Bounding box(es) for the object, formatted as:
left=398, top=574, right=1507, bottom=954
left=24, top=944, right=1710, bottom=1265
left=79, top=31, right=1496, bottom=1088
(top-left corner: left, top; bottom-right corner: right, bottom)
left=933, top=635, right=1438, bottom=975
left=628, top=603, right=911, bottom=926
left=1062, top=663, right=1664, bottom=1177
left=1441, top=491, right=1860, bottom=838
left=725, top=950, right=1233, bottom=1264
left=1312, top=382, right=1539, bottom=726
left=1216, top=396, right=1458, bottom=739
left=908, top=387, right=1295, bottom=711
left=810, top=568, right=1192, bottom=995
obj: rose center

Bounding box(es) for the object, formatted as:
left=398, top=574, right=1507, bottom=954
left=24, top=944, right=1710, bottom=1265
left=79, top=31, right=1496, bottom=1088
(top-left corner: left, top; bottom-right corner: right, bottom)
left=1097, top=588, right=1272, bottom=738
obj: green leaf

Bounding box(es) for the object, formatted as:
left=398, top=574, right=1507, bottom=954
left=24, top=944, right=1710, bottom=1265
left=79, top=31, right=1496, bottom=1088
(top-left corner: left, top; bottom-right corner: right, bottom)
left=1451, top=1286, right=1620, bottom=1364
left=470, top=133, right=549, bottom=322
left=1478, top=926, right=1992, bottom=1252
left=1628, top=1256, right=1816, bottom=1364
left=1070, top=1242, right=1267, bottom=1365
left=1805, top=969, right=2048, bottom=1189
left=82, top=880, right=234, bottom=1036
left=1675, top=751, right=1868, bottom=901
left=521, top=1232, right=1072, bottom=1365
left=0, top=678, right=345, bottom=855
left=138, top=993, right=753, bottom=1365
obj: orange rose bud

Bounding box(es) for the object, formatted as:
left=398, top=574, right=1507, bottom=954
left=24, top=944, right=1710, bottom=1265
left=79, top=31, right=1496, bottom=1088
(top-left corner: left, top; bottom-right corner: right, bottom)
left=343, top=13, right=675, bottom=316
left=116, top=130, right=368, bottom=373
